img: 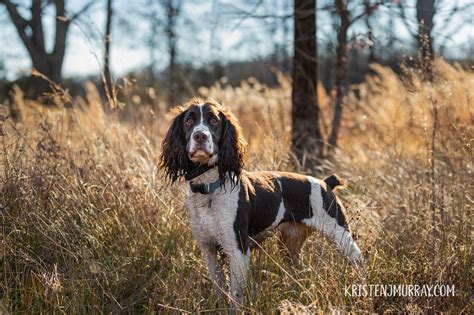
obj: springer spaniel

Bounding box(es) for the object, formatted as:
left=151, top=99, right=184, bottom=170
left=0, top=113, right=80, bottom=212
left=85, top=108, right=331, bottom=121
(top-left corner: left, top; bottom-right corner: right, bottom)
left=159, top=98, right=363, bottom=308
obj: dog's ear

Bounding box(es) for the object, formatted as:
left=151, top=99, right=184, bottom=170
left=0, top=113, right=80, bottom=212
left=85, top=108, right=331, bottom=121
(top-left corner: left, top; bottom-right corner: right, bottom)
left=218, top=108, right=247, bottom=187
left=159, top=108, right=192, bottom=182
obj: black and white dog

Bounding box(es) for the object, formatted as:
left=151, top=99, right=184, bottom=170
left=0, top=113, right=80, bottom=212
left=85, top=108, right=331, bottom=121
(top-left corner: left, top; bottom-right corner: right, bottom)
left=160, top=98, right=363, bottom=307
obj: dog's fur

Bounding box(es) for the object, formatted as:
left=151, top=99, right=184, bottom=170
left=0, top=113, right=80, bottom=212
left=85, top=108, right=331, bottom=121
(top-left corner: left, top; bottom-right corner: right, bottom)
left=160, top=98, right=363, bottom=307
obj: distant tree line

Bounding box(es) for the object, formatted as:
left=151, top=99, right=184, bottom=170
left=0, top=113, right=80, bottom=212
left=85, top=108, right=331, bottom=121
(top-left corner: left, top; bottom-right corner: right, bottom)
left=0, top=0, right=472, bottom=164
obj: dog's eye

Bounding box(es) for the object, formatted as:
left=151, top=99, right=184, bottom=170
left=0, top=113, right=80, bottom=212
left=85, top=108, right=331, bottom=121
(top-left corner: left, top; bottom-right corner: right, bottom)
left=210, top=117, right=218, bottom=125
left=185, top=118, right=194, bottom=126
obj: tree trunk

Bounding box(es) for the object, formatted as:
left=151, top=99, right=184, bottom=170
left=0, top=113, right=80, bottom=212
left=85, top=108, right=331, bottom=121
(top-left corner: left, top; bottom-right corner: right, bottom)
left=103, top=0, right=114, bottom=100
left=282, top=0, right=291, bottom=73
left=291, top=0, right=322, bottom=165
left=165, top=0, right=180, bottom=108
left=364, top=0, right=375, bottom=63
left=168, top=42, right=176, bottom=108
left=416, top=0, right=435, bottom=79
left=328, top=0, right=350, bottom=149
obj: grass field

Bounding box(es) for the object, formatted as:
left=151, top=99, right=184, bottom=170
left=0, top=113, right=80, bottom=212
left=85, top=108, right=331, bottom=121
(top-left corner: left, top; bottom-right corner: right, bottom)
left=1, top=60, right=472, bottom=313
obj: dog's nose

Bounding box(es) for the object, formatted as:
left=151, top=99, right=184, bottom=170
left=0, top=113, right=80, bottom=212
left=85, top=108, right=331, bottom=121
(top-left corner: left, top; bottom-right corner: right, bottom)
left=193, top=131, right=208, bottom=144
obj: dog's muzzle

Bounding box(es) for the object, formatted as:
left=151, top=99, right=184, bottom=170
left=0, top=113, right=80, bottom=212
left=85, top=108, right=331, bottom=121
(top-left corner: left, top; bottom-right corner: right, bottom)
left=189, top=127, right=214, bottom=159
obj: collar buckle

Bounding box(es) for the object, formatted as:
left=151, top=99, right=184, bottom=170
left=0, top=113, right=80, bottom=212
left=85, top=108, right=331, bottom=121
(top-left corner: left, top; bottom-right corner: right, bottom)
left=190, top=180, right=221, bottom=195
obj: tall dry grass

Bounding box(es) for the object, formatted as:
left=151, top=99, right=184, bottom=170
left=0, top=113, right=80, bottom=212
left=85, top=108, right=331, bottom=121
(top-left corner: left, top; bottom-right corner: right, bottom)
left=1, top=60, right=472, bottom=313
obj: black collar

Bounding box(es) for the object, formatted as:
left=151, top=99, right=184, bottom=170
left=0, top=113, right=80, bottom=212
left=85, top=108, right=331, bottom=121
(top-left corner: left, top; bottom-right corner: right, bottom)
left=184, top=163, right=216, bottom=181
left=189, top=179, right=221, bottom=195
left=185, top=164, right=220, bottom=195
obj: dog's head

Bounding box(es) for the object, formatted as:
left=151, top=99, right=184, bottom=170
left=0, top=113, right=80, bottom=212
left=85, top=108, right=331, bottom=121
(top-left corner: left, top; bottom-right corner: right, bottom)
left=159, top=98, right=247, bottom=185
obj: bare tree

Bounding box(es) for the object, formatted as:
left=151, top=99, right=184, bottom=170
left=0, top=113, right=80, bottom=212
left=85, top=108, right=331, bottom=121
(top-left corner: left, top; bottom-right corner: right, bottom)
left=328, top=0, right=350, bottom=149
left=291, top=0, right=323, bottom=163
left=397, top=1, right=473, bottom=79
left=133, top=0, right=161, bottom=88
left=220, top=1, right=293, bottom=74
left=103, top=0, right=114, bottom=102
left=411, top=0, right=436, bottom=80
left=163, top=0, right=182, bottom=108
left=131, top=0, right=182, bottom=107
left=416, top=0, right=435, bottom=61
left=281, top=0, right=292, bottom=72
left=364, top=0, right=376, bottom=63
left=0, top=0, right=95, bottom=97
left=386, top=9, right=396, bottom=55
left=145, top=2, right=161, bottom=85
left=327, top=0, right=381, bottom=148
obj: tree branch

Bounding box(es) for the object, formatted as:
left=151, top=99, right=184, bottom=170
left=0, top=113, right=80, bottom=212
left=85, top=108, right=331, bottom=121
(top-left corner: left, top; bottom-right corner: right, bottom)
left=68, top=0, right=96, bottom=22
left=397, top=2, right=418, bottom=39
left=435, top=2, right=473, bottom=32
left=0, top=0, right=36, bottom=57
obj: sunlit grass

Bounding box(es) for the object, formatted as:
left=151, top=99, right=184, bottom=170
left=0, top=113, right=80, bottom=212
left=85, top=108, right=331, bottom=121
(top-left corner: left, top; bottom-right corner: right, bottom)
left=1, top=60, right=472, bottom=313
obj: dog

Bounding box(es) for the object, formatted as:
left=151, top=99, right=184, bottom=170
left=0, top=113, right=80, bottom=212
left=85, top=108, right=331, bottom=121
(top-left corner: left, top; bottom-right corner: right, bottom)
left=159, top=98, right=363, bottom=308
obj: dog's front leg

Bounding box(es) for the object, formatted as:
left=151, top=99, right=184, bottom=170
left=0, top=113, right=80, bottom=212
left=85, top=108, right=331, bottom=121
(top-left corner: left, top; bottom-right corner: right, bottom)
left=228, top=248, right=250, bottom=311
left=200, top=243, right=228, bottom=304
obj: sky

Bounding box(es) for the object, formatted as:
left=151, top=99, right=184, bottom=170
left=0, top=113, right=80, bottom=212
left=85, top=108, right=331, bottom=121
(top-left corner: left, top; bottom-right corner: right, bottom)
left=0, top=0, right=267, bottom=80
left=0, top=0, right=472, bottom=81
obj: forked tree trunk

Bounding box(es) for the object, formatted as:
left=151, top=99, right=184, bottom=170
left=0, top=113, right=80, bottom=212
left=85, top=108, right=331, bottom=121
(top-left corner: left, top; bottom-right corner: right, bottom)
left=291, top=0, right=322, bottom=164
left=1, top=0, right=93, bottom=98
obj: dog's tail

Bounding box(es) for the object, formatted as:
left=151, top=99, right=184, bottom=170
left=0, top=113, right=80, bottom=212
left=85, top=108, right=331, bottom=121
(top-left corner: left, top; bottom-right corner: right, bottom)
left=324, top=174, right=345, bottom=190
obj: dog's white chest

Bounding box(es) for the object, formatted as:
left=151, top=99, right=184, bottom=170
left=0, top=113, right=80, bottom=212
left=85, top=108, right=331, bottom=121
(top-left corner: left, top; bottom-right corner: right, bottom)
left=186, top=189, right=240, bottom=246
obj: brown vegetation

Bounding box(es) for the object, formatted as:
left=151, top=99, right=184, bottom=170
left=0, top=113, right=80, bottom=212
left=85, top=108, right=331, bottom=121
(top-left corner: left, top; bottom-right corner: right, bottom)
left=1, top=60, right=472, bottom=313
